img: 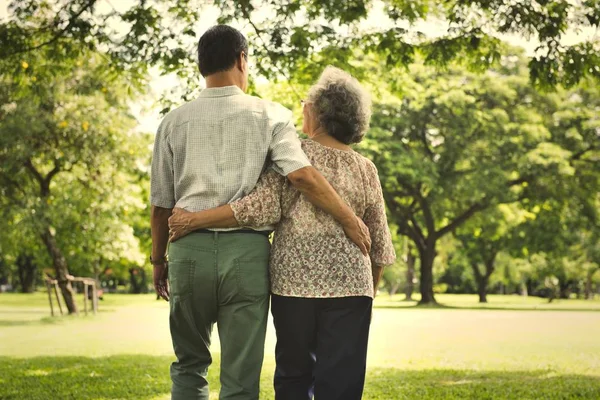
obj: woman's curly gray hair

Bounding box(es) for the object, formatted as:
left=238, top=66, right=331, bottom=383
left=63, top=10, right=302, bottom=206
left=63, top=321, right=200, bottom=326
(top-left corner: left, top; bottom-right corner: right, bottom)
left=307, top=66, right=372, bottom=145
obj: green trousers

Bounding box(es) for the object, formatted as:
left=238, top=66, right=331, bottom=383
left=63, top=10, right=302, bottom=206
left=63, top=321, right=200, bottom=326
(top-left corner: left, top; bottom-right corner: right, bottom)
left=167, top=231, right=271, bottom=400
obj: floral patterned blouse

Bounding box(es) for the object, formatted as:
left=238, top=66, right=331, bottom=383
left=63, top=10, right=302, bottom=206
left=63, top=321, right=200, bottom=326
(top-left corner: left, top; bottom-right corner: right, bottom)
left=230, top=140, right=396, bottom=299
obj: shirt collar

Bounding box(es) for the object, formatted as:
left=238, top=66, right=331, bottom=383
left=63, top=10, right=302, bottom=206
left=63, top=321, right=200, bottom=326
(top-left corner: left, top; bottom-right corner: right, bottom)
left=198, top=85, right=245, bottom=98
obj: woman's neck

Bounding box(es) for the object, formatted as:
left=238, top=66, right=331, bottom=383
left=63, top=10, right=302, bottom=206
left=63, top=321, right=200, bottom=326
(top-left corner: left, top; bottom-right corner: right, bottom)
left=310, top=128, right=352, bottom=151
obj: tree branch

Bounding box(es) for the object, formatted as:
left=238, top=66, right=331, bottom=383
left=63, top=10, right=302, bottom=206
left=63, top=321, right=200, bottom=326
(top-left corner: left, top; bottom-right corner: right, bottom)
left=396, top=176, right=436, bottom=237
left=385, top=194, right=426, bottom=251
left=397, top=221, right=425, bottom=253
left=484, top=251, right=498, bottom=278
left=507, top=177, right=529, bottom=187
left=571, top=146, right=596, bottom=161
left=407, top=213, right=426, bottom=244
left=24, top=159, right=46, bottom=194
left=4, top=0, right=97, bottom=57
left=46, top=162, right=62, bottom=185
left=471, top=262, right=482, bottom=280
left=24, top=159, right=61, bottom=197
left=238, top=3, right=302, bottom=100
left=436, top=202, right=487, bottom=238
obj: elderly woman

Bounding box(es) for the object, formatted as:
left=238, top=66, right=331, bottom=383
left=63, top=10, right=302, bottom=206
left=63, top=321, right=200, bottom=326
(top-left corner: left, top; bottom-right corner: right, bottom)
left=168, top=66, right=396, bottom=400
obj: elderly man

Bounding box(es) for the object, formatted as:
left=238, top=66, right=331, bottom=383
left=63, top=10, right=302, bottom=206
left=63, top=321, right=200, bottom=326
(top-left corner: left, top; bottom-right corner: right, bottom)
left=150, top=25, right=370, bottom=400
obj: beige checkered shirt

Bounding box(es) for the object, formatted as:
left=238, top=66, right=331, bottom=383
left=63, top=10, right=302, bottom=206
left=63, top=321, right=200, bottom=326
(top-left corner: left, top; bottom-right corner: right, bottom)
left=150, top=85, right=311, bottom=230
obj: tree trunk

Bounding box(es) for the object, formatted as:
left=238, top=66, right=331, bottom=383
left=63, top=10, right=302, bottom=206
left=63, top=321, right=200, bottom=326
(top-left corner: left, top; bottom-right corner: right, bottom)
left=140, top=268, right=148, bottom=293
left=17, top=254, right=37, bottom=293
left=476, top=276, right=488, bottom=303
left=404, top=244, right=416, bottom=301
left=472, top=262, right=488, bottom=303
left=559, top=280, right=571, bottom=299
left=41, top=227, right=78, bottom=314
left=526, top=279, right=534, bottom=297
left=418, top=247, right=437, bottom=305
left=129, top=268, right=142, bottom=294
left=472, top=255, right=496, bottom=304
left=93, top=259, right=101, bottom=285
left=520, top=281, right=528, bottom=297
left=585, top=270, right=598, bottom=300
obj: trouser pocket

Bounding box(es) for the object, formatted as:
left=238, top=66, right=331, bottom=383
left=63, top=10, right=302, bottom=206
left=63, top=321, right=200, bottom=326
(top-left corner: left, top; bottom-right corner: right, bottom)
left=168, top=259, right=195, bottom=298
left=235, top=257, right=269, bottom=299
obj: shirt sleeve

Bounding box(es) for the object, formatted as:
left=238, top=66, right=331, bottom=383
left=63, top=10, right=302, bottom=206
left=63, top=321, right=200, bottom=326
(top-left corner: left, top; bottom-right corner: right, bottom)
left=230, top=168, right=286, bottom=227
left=364, top=163, right=397, bottom=266
left=150, top=119, right=176, bottom=208
left=268, top=105, right=311, bottom=176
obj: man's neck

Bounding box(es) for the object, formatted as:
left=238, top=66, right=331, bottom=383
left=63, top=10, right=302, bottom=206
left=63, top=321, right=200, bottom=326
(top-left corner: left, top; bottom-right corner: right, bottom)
left=205, top=72, right=242, bottom=90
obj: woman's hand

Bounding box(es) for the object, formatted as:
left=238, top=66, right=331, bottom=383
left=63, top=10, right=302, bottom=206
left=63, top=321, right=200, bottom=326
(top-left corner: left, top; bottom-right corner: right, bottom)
left=153, top=263, right=169, bottom=302
left=168, top=207, right=195, bottom=242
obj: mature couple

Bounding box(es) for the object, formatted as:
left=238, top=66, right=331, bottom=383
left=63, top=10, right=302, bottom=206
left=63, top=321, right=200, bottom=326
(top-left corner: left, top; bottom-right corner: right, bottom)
left=150, top=25, right=395, bottom=400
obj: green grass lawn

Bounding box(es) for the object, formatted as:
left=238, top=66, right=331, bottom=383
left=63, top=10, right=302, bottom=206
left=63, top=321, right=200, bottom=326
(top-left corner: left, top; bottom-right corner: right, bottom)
left=1, top=292, right=599, bottom=399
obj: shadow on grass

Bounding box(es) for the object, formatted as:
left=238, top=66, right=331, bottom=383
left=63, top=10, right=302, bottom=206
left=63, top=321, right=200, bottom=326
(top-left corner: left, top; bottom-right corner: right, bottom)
left=0, top=309, right=50, bottom=314
left=374, top=304, right=600, bottom=312
left=0, top=317, right=64, bottom=327
left=0, top=313, right=111, bottom=327
left=1, top=356, right=599, bottom=400
left=0, top=308, right=120, bottom=327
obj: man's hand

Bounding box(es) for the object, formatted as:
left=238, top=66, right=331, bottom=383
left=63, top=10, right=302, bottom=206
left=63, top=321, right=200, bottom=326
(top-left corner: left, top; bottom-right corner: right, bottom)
left=153, top=263, right=169, bottom=301
left=168, top=207, right=194, bottom=242
left=372, top=265, right=384, bottom=297
left=343, top=216, right=371, bottom=256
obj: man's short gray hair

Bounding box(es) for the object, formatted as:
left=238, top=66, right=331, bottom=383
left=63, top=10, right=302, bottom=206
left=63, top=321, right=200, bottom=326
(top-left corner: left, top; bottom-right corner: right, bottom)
left=307, top=66, right=372, bottom=145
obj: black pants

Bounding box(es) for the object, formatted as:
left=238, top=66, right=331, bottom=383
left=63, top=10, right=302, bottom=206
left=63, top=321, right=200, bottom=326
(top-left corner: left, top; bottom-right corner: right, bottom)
left=271, top=294, right=373, bottom=400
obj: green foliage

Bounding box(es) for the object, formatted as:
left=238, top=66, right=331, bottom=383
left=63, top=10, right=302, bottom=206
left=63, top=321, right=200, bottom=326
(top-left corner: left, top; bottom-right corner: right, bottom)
left=1, top=0, right=598, bottom=300
left=354, top=53, right=599, bottom=302
left=2, top=0, right=600, bottom=101
left=0, top=46, right=151, bottom=282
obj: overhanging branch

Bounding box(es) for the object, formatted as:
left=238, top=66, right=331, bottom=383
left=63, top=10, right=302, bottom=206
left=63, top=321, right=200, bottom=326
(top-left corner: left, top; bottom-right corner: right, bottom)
left=4, top=0, right=98, bottom=57
left=238, top=3, right=302, bottom=100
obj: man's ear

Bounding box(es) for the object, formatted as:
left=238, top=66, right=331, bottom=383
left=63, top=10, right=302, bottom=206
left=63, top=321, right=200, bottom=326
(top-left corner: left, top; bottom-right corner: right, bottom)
left=236, top=52, right=245, bottom=72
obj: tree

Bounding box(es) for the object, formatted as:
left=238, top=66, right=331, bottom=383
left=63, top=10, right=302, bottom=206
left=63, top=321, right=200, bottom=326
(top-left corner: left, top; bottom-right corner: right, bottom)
left=220, top=1, right=600, bottom=90
left=5, top=1, right=597, bottom=306
left=583, top=236, right=600, bottom=299
left=263, top=50, right=598, bottom=305
left=455, top=205, right=531, bottom=303
left=360, top=56, right=580, bottom=304
left=16, top=254, right=38, bottom=293
left=507, top=79, right=600, bottom=299
left=0, top=203, right=49, bottom=292
left=0, top=46, right=149, bottom=312
left=2, top=0, right=600, bottom=97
